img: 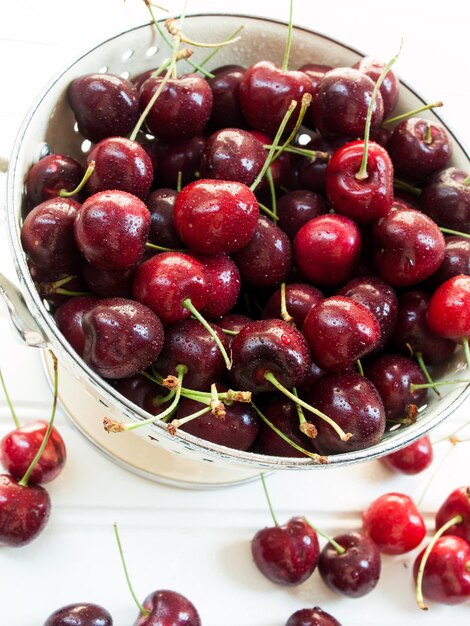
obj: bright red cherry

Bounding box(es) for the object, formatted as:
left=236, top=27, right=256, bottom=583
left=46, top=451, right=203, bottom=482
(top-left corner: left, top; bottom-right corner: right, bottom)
left=134, top=589, right=201, bottom=626
left=285, top=607, right=341, bottom=626
left=427, top=275, right=470, bottom=344
left=380, top=436, right=433, bottom=475
left=435, top=487, right=470, bottom=543
left=353, top=57, right=399, bottom=116
left=25, top=154, right=84, bottom=208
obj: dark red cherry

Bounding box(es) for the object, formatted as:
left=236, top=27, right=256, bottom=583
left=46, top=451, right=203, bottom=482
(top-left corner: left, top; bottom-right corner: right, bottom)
left=82, top=297, right=164, bottom=379
left=362, top=492, right=426, bottom=554
left=155, top=136, right=205, bottom=188
left=436, top=487, right=470, bottom=543
left=312, top=68, right=383, bottom=137
left=387, top=117, right=452, bottom=183
left=173, top=179, right=259, bottom=255
left=294, top=215, right=361, bottom=287
left=420, top=167, right=470, bottom=234
left=232, top=216, right=293, bottom=288
left=285, top=606, right=341, bottom=626
left=303, top=296, right=381, bottom=371
left=85, top=137, right=153, bottom=200
left=146, top=188, right=182, bottom=249
left=298, top=63, right=332, bottom=99
left=337, top=276, right=397, bottom=351
left=305, top=373, right=385, bottom=454
left=353, top=57, right=399, bottom=116
left=251, top=516, right=319, bottom=585
left=427, top=274, right=470, bottom=342
left=298, top=134, right=348, bottom=193
left=189, top=253, right=240, bottom=319
left=239, top=61, right=312, bottom=135
left=277, top=190, right=328, bottom=239
left=82, top=262, right=133, bottom=298
left=208, top=64, right=246, bottom=130
left=380, top=436, right=433, bottom=475
left=115, top=374, right=164, bottom=416
left=74, top=190, right=150, bottom=271
left=139, top=73, right=213, bottom=141
left=318, top=531, right=381, bottom=598
left=134, top=589, right=201, bottom=626
left=429, top=236, right=470, bottom=287
left=0, top=474, right=51, bottom=546
left=44, top=603, right=113, bottom=626
left=55, top=296, right=99, bottom=355
left=68, top=73, right=139, bottom=143
left=21, top=197, right=81, bottom=273
left=25, top=154, right=84, bottom=209
left=217, top=313, right=252, bottom=348
left=372, top=207, right=445, bottom=286
left=262, top=283, right=323, bottom=328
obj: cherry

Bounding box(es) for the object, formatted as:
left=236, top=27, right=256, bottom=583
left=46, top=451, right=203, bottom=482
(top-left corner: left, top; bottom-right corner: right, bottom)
left=44, top=603, right=113, bottom=626
left=372, top=207, right=445, bottom=286
left=208, top=64, right=246, bottom=130
left=420, top=167, right=470, bottom=234
left=298, top=63, right=332, bottom=98
left=134, top=590, right=201, bottom=626
left=362, top=492, right=426, bottom=554
left=262, top=283, right=323, bottom=328
left=81, top=298, right=164, bottom=379
left=277, top=189, right=328, bottom=239
left=294, top=215, right=362, bottom=287
left=155, top=136, right=205, bottom=188
left=85, top=137, right=153, bottom=200
left=146, top=188, right=183, bottom=249
left=217, top=313, right=252, bottom=348
left=435, top=487, right=470, bottom=543
left=429, top=236, right=470, bottom=287
left=115, top=374, right=165, bottom=416
left=173, top=179, right=259, bottom=254
left=68, top=73, right=139, bottom=143
left=285, top=607, right=341, bottom=626
left=426, top=275, right=470, bottom=357
left=353, top=57, right=399, bottom=116
left=302, top=296, right=381, bottom=371
left=297, top=135, right=347, bottom=193
left=25, top=154, right=84, bottom=209
left=139, top=73, right=213, bottom=141
left=82, top=263, right=134, bottom=299
left=74, top=191, right=150, bottom=271
left=21, top=197, right=81, bottom=273
left=55, top=296, right=99, bottom=355
left=188, top=253, right=240, bottom=319
left=318, top=531, right=381, bottom=598
left=380, top=436, right=433, bottom=474
left=386, top=117, right=453, bottom=183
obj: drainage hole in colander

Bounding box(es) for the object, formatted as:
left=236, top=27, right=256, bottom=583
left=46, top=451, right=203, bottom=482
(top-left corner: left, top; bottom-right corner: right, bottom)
left=81, top=140, right=92, bottom=153
left=146, top=46, right=159, bottom=57
left=120, top=71, right=130, bottom=80
left=98, top=65, right=108, bottom=73
left=122, top=49, right=134, bottom=61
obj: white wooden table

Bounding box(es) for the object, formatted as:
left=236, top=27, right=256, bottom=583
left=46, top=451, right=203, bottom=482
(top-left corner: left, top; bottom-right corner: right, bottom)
left=0, top=1, right=469, bottom=624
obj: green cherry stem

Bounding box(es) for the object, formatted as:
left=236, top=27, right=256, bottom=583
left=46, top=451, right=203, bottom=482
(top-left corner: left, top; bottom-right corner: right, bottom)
left=145, top=241, right=187, bottom=253
left=383, top=101, right=444, bottom=126
left=19, top=352, right=58, bottom=487
left=424, top=122, right=432, bottom=144
left=410, top=379, right=470, bottom=392
left=113, top=522, right=149, bottom=617
left=266, top=168, right=277, bottom=218
left=280, top=282, right=293, bottom=323
left=0, top=368, right=20, bottom=428
left=356, top=359, right=364, bottom=376
left=439, top=227, right=470, bottom=240
left=258, top=201, right=279, bottom=221
left=304, top=517, right=346, bottom=554
left=272, top=93, right=312, bottom=163
left=199, top=25, right=244, bottom=67
left=182, top=298, right=232, bottom=369
left=263, top=371, right=352, bottom=442
left=264, top=144, right=330, bottom=161
left=416, top=514, right=463, bottom=610
left=221, top=327, right=239, bottom=336
left=176, top=171, right=183, bottom=193
left=463, top=337, right=470, bottom=369
left=167, top=405, right=212, bottom=434
left=415, top=351, right=440, bottom=397
left=462, top=175, right=470, bottom=185
left=431, top=419, right=470, bottom=445
left=292, top=387, right=317, bottom=438
left=166, top=17, right=242, bottom=49
left=59, top=161, right=95, bottom=197
left=393, top=178, right=422, bottom=197
left=260, top=472, right=279, bottom=526
left=281, top=0, right=294, bottom=71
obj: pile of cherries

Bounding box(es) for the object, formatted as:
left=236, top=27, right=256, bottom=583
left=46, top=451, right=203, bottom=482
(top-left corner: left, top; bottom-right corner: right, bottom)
left=18, top=10, right=470, bottom=466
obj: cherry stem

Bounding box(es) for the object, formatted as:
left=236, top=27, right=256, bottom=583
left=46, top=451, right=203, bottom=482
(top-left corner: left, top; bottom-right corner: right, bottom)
left=19, top=351, right=58, bottom=487
left=463, top=337, right=470, bottom=369
left=0, top=368, right=20, bottom=428
left=356, top=44, right=401, bottom=181
left=152, top=388, right=175, bottom=406
left=264, top=144, right=330, bottom=161
left=264, top=371, right=352, bottom=442
left=432, top=419, right=470, bottom=445
left=258, top=201, right=279, bottom=221
left=416, top=443, right=457, bottom=508
left=266, top=168, right=277, bottom=218
left=415, top=351, right=441, bottom=397
left=439, top=227, right=470, bottom=240
left=383, top=101, right=444, bottom=126
left=304, top=517, right=346, bottom=554
left=165, top=17, right=242, bottom=49
left=282, top=0, right=294, bottom=71
left=272, top=94, right=312, bottom=164
left=292, top=387, right=317, bottom=439
left=176, top=171, right=183, bottom=193
left=182, top=298, right=232, bottom=369
left=462, top=175, right=470, bottom=185
left=280, top=283, right=293, bottom=323
left=424, top=122, right=432, bottom=144
left=252, top=403, right=328, bottom=463
left=199, top=25, right=243, bottom=68
left=416, top=513, right=463, bottom=610
left=410, top=378, right=470, bottom=392
left=113, top=522, right=149, bottom=617
left=145, top=241, right=186, bottom=253
left=168, top=405, right=211, bottom=434
left=393, top=178, right=422, bottom=197
left=259, top=472, right=279, bottom=526
left=59, top=161, right=95, bottom=197
left=356, top=359, right=364, bottom=376
left=221, top=327, right=239, bottom=336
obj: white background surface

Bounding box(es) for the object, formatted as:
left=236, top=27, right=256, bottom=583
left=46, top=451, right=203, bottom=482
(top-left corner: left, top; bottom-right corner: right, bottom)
left=0, top=1, right=469, bottom=625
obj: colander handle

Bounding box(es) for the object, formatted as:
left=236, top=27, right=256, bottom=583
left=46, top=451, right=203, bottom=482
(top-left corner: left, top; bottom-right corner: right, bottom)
left=0, top=273, right=47, bottom=348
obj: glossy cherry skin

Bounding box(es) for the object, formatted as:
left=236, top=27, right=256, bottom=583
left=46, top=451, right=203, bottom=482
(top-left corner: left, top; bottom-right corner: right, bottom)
left=55, top=296, right=99, bottom=355
left=436, top=487, right=470, bottom=543
left=44, top=603, right=113, bottom=626
left=82, top=298, right=164, bottom=379
left=364, top=354, right=427, bottom=421
left=413, top=536, right=470, bottom=605
left=337, top=276, right=397, bottom=351
left=380, top=436, right=433, bottom=475
left=387, top=117, right=452, bottom=183
left=217, top=313, right=252, bottom=349
left=353, top=57, right=399, bottom=116
left=146, top=188, right=182, bottom=249
left=208, top=65, right=246, bottom=130
left=21, top=198, right=81, bottom=273
left=25, top=154, right=84, bottom=209
left=239, top=61, right=312, bottom=135
left=173, top=179, right=259, bottom=255
left=312, top=68, right=383, bottom=137
left=306, top=373, right=385, bottom=454
left=134, top=589, right=201, bottom=626
left=74, top=190, right=150, bottom=271
left=133, top=252, right=209, bottom=325
left=68, top=73, right=139, bottom=143
left=303, top=297, right=381, bottom=371
left=115, top=373, right=165, bottom=416
left=318, top=531, right=381, bottom=598
left=139, top=73, right=213, bottom=141
left=262, top=283, right=323, bottom=329
left=155, top=136, right=205, bottom=188
left=0, top=474, right=51, bottom=546
left=391, top=291, right=455, bottom=364
left=362, top=492, right=426, bottom=555
left=294, top=215, right=362, bottom=287
left=420, top=167, right=470, bottom=234
left=372, top=207, right=445, bottom=287
left=232, top=216, right=293, bottom=288
left=189, top=253, right=240, bottom=319
left=427, top=274, right=470, bottom=341
left=298, top=135, right=348, bottom=194
left=251, top=517, right=319, bottom=585
left=0, top=421, right=66, bottom=484
left=231, top=319, right=311, bottom=393
left=326, top=140, right=393, bottom=223
left=430, top=237, right=470, bottom=287
left=155, top=318, right=228, bottom=391
left=285, top=607, right=341, bottom=626
left=86, top=137, right=153, bottom=200
left=277, top=190, right=328, bottom=239
left=298, top=63, right=333, bottom=98
left=82, top=263, right=133, bottom=299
